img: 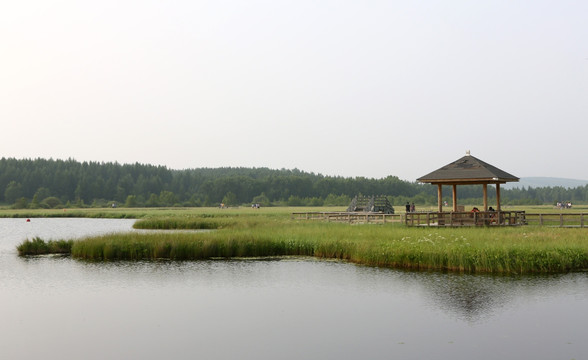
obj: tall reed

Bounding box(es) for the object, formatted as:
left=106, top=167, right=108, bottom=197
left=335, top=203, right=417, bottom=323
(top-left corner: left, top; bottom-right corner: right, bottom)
left=17, top=237, right=74, bottom=256
left=66, top=222, right=588, bottom=274
left=14, top=208, right=588, bottom=274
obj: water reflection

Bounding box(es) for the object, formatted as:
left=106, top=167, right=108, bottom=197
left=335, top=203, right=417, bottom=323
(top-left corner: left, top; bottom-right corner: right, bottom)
left=450, top=272, right=586, bottom=322
left=419, top=273, right=523, bottom=322
left=347, top=266, right=588, bottom=325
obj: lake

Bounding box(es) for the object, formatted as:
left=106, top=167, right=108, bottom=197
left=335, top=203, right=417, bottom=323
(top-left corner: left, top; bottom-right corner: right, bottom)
left=1, top=218, right=587, bottom=360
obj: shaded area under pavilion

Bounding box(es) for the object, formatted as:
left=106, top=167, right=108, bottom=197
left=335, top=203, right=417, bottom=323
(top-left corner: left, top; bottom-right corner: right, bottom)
left=410, top=153, right=525, bottom=226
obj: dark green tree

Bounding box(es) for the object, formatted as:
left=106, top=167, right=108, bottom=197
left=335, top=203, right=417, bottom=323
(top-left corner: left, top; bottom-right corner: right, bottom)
left=42, top=197, right=62, bottom=209
left=222, top=192, right=238, bottom=206
left=4, top=181, right=23, bottom=204
left=251, top=193, right=270, bottom=206
left=125, top=195, right=138, bottom=207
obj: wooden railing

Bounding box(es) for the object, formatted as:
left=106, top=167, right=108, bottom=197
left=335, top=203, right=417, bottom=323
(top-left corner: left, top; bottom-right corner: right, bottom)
left=293, top=211, right=587, bottom=227
left=292, top=212, right=402, bottom=224
left=524, top=213, right=587, bottom=227
left=405, top=211, right=527, bottom=227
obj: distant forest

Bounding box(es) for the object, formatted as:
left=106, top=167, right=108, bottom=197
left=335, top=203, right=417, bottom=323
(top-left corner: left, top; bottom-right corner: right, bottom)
left=1, top=158, right=587, bottom=208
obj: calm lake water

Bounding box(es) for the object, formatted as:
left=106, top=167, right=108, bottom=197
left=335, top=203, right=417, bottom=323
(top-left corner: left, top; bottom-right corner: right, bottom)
left=1, top=218, right=587, bottom=360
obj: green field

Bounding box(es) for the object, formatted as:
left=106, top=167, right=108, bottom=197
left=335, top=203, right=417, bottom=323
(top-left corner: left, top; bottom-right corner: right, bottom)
left=2, top=204, right=587, bottom=217
left=11, top=206, right=588, bottom=274
left=0, top=206, right=339, bottom=219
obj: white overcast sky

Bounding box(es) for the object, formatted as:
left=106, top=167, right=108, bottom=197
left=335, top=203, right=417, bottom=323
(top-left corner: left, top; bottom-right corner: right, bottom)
left=1, top=1, right=586, bottom=181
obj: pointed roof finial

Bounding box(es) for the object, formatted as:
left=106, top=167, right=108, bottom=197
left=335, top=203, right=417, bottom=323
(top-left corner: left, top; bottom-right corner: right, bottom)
left=466, top=150, right=471, bottom=156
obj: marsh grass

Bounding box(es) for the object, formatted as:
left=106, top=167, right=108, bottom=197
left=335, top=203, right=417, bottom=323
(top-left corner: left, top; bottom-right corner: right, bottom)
left=131, top=207, right=298, bottom=230
left=12, top=207, right=588, bottom=274
left=64, top=221, right=588, bottom=273
left=17, top=237, right=74, bottom=256
left=133, top=217, right=229, bottom=230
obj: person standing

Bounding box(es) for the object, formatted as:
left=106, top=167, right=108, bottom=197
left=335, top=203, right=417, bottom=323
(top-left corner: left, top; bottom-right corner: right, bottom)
left=405, top=202, right=411, bottom=213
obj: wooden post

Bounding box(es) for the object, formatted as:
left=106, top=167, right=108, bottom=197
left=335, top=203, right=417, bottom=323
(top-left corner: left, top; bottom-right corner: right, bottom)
left=437, top=184, right=443, bottom=213
left=496, top=184, right=501, bottom=211
left=483, top=184, right=488, bottom=211
left=452, top=184, right=457, bottom=212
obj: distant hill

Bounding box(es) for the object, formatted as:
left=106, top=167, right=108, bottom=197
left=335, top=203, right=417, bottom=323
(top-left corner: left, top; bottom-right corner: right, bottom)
left=504, top=177, right=588, bottom=189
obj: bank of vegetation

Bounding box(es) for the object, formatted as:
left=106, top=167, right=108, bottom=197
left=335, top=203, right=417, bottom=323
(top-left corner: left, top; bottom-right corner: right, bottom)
left=17, top=237, right=73, bottom=256
left=16, top=210, right=588, bottom=274
left=2, top=157, right=588, bottom=210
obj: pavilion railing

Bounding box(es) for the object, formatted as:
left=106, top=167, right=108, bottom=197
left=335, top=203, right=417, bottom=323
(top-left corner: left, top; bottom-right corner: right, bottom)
left=291, top=212, right=402, bottom=224
left=293, top=211, right=586, bottom=227
left=405, top=211, right=527, bottom=227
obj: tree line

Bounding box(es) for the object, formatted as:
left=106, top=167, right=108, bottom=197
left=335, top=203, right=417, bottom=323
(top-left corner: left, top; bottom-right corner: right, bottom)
left=1, top=157, right=587, bottom=208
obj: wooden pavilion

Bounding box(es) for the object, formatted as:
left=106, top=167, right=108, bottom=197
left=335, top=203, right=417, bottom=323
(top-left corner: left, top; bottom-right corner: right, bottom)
left=411, top=152, right=525, bottom=226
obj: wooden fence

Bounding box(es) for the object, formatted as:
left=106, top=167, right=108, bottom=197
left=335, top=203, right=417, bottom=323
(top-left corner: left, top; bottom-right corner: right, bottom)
left=293, top=211, right=587, bottom=227
left=404, top=211, right=526, bottom=227
left=291, top=212, right=402, bottom=224
left=524, top=213, right=586, bottom=227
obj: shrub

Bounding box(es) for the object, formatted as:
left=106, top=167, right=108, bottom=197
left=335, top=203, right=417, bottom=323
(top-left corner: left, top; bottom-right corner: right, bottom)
left=42, top=196, right=62, bottom=209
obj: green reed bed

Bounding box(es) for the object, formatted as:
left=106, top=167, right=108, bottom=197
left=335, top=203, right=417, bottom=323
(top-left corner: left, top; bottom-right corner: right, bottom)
left=17, top=237, right=74, bottom=256
left=133, top=212, right=285, bottom=230
left=13, top=207, right=588, bottom=273
left=70, top=229, right=317, bottom=261
left=351, top=227, right=588, bottom=273
left=133, top=216, right=229, bottom=230
left=59, top=221, right=588, bottom=274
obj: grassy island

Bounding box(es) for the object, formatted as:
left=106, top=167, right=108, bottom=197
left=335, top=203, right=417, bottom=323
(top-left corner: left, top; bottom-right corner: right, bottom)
left=13, top=206, right=588, bottom=274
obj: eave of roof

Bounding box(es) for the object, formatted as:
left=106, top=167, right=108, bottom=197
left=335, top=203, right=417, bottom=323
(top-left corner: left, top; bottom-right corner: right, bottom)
left=417, top=154, right=519, bottom=184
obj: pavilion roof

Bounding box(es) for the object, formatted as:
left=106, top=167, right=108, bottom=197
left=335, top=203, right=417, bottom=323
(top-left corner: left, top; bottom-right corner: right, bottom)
left=417, top=154, right=519, bottom=184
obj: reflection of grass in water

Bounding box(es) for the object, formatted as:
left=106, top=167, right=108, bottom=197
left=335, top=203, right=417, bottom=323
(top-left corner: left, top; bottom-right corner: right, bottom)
left=15, top=211, right=588, bottom=274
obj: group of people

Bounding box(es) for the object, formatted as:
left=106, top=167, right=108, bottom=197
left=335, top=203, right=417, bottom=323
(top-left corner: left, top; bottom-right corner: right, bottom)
left=405, top=202, right=415, bottom=213
left=471, top=206, right=496, bottom=212
left=404, top=202, right=500, bottom=214
left=556, top=201, right=572, bottom=209
left=470, top=206, right=498, bottom=224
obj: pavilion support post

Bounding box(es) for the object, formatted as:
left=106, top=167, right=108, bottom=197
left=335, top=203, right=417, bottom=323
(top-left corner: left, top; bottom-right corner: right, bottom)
left=437, top=184, right=443, bottom=213
left=496, top=184, right=501, bottom=211
left=483, top=184, right=488, bottom=211
left=452, top=184, right=457, bottom=212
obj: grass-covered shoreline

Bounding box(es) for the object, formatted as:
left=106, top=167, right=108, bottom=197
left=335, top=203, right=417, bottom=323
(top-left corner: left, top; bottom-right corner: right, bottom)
left=17, top=237, right=74, bottom=256
left=12, top=206, right=588, bottom=274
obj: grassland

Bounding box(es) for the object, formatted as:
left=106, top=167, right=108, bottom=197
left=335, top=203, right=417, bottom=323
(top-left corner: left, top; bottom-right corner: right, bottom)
left=10, top=205, right=588, bottom=274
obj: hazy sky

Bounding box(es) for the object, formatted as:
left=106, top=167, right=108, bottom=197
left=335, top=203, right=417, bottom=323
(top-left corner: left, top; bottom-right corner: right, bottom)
left=1, top=1, right=587, bottom=181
